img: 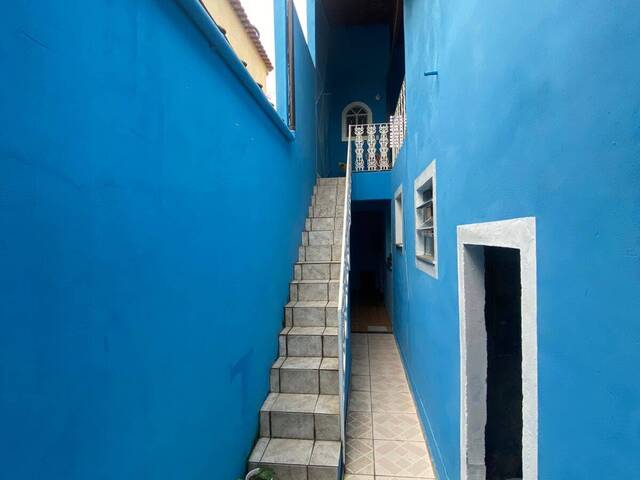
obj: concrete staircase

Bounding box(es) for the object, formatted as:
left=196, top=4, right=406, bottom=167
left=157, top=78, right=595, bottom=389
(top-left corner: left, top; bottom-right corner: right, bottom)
left=248, top=177, right=345, bottom=480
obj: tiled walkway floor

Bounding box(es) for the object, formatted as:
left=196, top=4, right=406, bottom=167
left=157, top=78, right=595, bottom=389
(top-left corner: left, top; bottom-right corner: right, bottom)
left=344, top=333, right=436, bottom=480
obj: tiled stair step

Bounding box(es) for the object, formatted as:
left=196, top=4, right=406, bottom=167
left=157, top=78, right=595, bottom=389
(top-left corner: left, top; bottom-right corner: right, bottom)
left=279, top=327, right=338, bottom=358
left=285, top=301, right=338, bottom=328
left=299, top=245, right=342, bottom=262
left=290, top=279, right=339, bottom=302
left=259, top=393, right=340, bottom=441
left=301, top=230, right=342, bottom=247
left=249, top=438, right=341, bottom=480
left=294, top=261, right=341, bottom=281
left=304, top=217, right=343, bottom=232
left=270, top=357, right=339, bottom=395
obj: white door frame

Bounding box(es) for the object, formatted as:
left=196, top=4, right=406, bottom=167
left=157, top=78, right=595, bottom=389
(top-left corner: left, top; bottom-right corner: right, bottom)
left=457, top=217, right=538, bottom=480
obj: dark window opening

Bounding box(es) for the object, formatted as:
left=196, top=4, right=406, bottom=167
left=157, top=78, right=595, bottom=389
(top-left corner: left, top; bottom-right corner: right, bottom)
left=484, top=246, right=523, bottom=480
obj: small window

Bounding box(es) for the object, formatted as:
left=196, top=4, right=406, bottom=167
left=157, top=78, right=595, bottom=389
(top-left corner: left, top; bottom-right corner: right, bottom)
left=415, top=160, right=437, bottom=277
left=342, top=102, right=372, bottom=141
left=394, top=186, right=403, bottom=248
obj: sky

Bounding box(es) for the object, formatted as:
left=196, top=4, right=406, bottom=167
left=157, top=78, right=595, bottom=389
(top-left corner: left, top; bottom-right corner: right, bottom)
left=241, top=0, right=308, bottom=105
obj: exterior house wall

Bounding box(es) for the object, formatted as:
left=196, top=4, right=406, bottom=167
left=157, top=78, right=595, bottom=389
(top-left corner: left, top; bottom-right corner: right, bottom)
left=0, top=1, right=315, bottom=479
left=392, top=0, right=640, bottom=479
left=201, top=0, right=271, bottom=90
left=326, top=25, right=390, bottom=177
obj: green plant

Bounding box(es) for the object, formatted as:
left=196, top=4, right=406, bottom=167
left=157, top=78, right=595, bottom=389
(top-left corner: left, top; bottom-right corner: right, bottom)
left=242, top=467, right=276, bottom=480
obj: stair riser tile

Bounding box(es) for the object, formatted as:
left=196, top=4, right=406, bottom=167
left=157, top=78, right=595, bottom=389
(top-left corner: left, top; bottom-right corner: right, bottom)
left=271, top=412, right=315, bottom=440
left=302, top=264, right=330, bottom=280
left=309, top=465, right=339, bottom=480
left=323, top=336, right=338, bottom=357
left=293, top=307, right=326, bottom=327
left=287, top=336, right=322, bottom=357
left=330, top=264, right=341, bottom=280
left=315, top=413, right=340, bottom=441
left=297, top=283, right=328, bottom=302
left=320, top=370, right=339, bottom=395
left=325, top=307, right=338, bottom=327
left=305, top=246, right=332, bottom=261
left=285, top=307, right=293, bottom=327
left=328, top=282, right=339, bottom=302
left=279, top=335, right=287, bottom=356
left=311, top=217, right=334, bottom=231
left=280, top=369, right=320, bottom=394
left=331, top=247, right=341, bottom=261
left=317, top=177, right=338, bottom=186
left=260, top=411, right=270, bottom=437
left=270, top=368, right=280, bottom=392
left=308, top=231, right=334, bottom=246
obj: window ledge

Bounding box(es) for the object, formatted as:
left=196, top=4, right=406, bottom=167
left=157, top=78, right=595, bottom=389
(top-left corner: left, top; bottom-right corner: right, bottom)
left=175, top=0, right=294, bottom=142
left=416, top=255, right=435, bottom=265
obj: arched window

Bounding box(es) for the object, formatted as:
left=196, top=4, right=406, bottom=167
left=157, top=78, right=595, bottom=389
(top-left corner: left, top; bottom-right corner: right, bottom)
left=342, top=102, right=372, bottom=141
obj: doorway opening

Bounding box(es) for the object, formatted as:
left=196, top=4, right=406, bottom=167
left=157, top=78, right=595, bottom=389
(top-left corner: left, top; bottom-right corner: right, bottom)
left=457, top=218, right=538, bottom=480
left=350, top=200, right=392, bottom=333
left=484, top=247, right=522, bottom=479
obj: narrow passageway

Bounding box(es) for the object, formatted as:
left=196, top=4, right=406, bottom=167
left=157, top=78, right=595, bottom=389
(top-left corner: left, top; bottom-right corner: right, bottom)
left=344, top=334, right=436, bottom=479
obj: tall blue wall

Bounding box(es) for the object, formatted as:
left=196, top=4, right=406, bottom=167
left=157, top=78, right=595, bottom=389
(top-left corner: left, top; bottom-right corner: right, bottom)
left=325, top=25, right=390, bottom=177
left=392, top=0, right=640, bottom=478
left=0, top=1, right=316, bottom=479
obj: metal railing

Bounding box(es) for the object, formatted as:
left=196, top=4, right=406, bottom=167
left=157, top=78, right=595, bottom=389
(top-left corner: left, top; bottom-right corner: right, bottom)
left=337, top=129, right=352, bottom=462
left=348, top=79, right=407, bottom=172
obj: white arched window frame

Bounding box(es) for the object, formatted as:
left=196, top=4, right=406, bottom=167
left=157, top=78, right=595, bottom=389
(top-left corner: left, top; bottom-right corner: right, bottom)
left=341, top=102, right=372, bottom=141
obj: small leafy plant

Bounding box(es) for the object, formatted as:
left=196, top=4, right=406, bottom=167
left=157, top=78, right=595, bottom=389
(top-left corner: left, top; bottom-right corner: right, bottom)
left=242, top=467, right=277, bottom=480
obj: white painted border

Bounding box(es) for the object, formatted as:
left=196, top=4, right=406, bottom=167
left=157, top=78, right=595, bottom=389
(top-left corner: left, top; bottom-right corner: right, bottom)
left=457, top=217, right=538, bottom=480
left=394, top=184, right=403, bottom=248
left=414, top=159, right=437, bottom=278
left=341, top=101, right=373, bottom=141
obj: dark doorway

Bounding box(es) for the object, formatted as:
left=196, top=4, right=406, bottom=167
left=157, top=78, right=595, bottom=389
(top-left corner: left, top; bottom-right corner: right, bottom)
left=350, top=201, right=392, bottom=333
left=484, top=246, right=523, bottom=480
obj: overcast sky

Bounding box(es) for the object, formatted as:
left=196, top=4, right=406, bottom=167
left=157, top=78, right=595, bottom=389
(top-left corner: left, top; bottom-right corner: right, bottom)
left=241, top=0, right=308, bottom=104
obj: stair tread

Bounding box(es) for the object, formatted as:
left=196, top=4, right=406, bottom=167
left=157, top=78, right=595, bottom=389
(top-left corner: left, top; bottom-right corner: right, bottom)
left=272, top=356, right=339, bottom=371
left=290, top=279, right=339, bottom=284
left=250, top=438, right=341, bottom=467
left=286, top=300, right=328, bottom=308
left=259, top=393, right=340, bottom=415
left=295, top=260, right=340, bottom=265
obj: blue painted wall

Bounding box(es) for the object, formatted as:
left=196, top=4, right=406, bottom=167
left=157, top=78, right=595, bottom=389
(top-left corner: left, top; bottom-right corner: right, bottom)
left=0, top=1, right=316, bottom=479
left=352, top=171, right=392, bottom=202
left=325, top=25, right=390, bottom=177
left=392, top=1, right=640, bottom=479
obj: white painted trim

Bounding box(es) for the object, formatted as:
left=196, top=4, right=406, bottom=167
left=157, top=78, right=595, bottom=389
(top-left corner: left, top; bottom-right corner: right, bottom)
left=414, top=160, right=437, bottom=278
left=394, top=185, right=403, bottom=248
left=457, top=217, right=538, bottom=480
left=341, top=101, right=373, bottom=141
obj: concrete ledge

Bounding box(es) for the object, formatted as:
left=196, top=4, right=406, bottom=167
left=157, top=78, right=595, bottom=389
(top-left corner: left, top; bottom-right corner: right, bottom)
left=174, top=0, right=294, bottom=141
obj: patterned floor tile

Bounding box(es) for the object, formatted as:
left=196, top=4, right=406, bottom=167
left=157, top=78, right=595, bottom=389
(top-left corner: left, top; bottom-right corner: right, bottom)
left=370, top=373, right=409, bottom=392
left=345, top=437, right=374, bottom=474
left=347, top=411, right=373, bottom=439
left=371, top=391, right=416, bottom=413
left=372, top=413, right=423, bottom=441
left=348, top=390, right=371, bottom=412
left=344, top=475, right=373, bottom=480
left=374, top=440, right=434, bottom=478
left=351, top=374, right=371, bottom=391
left=352, top=358, right=370, bottom=375
left=370, top=361, right=405, bottom=377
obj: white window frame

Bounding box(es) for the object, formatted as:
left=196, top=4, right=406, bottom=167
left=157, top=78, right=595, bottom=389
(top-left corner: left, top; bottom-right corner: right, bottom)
left=394, top=185, right=403, bottom=248
left=341, top=101, right=372, bottom=141
left=414, top=159, right=437, bottom=277
left=457, top=217, right=538, bottom=480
